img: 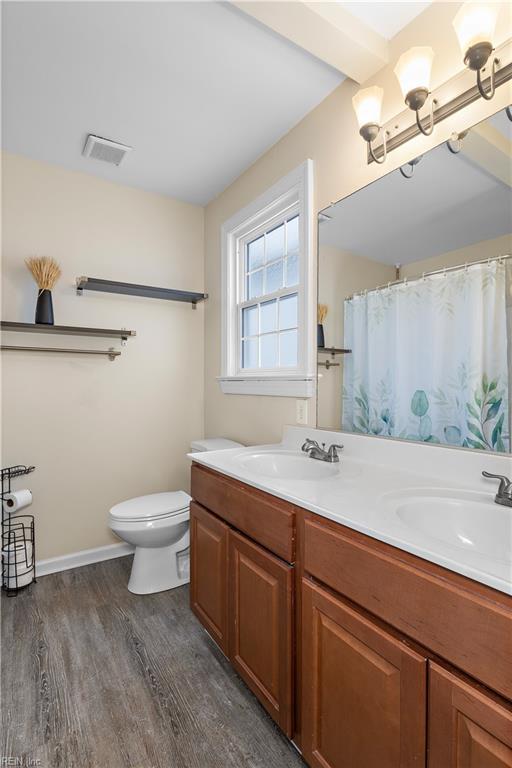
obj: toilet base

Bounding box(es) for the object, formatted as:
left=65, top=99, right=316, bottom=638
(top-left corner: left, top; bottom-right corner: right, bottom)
left=128, top=543, right=189, bottom=595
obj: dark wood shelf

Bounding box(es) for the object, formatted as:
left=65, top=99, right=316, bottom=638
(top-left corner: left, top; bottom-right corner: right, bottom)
left=0, top=321, right=136, bottom=341
left=318, top=347, right=352, bottom=355
left=76, top=276, right=208, bottom=307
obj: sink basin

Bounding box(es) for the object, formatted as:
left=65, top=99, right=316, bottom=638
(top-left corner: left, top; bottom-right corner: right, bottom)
left=382, top=488, right=511, bottom=563
left=235, top=451, right=339, bottom=480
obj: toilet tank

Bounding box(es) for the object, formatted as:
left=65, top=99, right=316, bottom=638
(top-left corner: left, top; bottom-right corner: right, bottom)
left=190, top=438, right=243, bottom=453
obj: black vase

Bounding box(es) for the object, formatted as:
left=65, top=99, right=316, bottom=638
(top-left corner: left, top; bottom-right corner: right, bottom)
left=35, top=290, right=54, bottom=325
left=317, top=323, right=325, bottom=348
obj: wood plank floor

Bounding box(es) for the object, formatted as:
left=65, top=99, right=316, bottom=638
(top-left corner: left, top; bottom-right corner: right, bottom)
left=1, top=556, right=305, bottom=768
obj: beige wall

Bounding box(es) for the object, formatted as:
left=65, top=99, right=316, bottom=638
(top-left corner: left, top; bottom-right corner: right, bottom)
left=204, top=1, right=511, bottom=446
left=401, top=233, right=512, bottom=278
left=1, top=153, right=205, bottom=560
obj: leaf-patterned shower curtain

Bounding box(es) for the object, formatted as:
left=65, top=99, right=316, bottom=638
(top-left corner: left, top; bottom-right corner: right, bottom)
left=342, top=259, right=511, bottom=452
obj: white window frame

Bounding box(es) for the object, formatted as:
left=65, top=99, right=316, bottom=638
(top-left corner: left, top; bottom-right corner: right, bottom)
left=219, top=160, right=315, bottom=397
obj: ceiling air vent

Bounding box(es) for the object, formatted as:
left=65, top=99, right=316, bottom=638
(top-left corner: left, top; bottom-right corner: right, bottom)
left=82, top=135, right=132, bottom=166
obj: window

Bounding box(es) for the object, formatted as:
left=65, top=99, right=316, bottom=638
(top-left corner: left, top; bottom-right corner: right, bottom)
left=219, top=161, right=314, bottom=397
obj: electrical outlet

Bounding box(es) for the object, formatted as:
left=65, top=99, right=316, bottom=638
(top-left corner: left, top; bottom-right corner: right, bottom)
left=296, top=399, right=308, bottom=425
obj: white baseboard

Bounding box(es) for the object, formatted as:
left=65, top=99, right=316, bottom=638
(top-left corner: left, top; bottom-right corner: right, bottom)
left=36, top=542, right=134, bottom=577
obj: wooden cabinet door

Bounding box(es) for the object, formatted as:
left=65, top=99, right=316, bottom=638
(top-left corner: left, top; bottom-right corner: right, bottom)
left=429, top=663, right=512, bottom=768
left=190, top=501, right=229, bottom=655
left=302, top=578, right=427, bottom=768
left=228, top=529, right=294, bottom=736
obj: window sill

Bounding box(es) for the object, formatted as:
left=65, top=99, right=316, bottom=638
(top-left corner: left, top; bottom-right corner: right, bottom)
left=217, top=376, right=315, bottom=398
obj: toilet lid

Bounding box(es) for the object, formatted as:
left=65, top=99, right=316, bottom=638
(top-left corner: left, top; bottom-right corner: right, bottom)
left=109, top=491, right=191, bottom=522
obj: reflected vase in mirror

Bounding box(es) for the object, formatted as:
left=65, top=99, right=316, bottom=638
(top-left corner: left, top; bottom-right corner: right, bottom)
left=316, top=106, right=511, bottom=456
left=318, top=304, right=327, bottom=348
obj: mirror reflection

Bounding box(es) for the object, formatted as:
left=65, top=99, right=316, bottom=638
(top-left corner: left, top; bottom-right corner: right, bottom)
left=317, top=109, right=511, bottom=453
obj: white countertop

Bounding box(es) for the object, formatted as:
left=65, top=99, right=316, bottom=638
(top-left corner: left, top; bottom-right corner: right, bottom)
left=189, top=426, right=512, bottom=595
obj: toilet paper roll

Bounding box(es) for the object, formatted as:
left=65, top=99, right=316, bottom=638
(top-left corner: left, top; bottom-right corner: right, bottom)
left=3, top=489, right=32, bottom=514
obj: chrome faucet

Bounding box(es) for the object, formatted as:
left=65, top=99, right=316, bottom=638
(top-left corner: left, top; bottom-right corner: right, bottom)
left=482, top=471, right=512, bottom=507
left=301, top=439, right=343, bottom=463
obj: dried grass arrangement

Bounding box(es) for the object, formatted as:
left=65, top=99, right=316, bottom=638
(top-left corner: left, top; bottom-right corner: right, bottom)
left=25, top=256, right=61, bottom=324
left=25, top=257, right=62, bottom=291
left=317, top=304, right=328, bottom=324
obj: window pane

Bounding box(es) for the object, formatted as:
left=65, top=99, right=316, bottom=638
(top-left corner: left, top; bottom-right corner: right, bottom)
left=260, top=299, right=277, bottom=334
left=242, top=305, right=258, bottom=337
left=242, top=338, right=258, bottom=369
left=265, top=224, right=284, bottom=263
left=247, top=236, right=264, bottom=271
left=285, top=252, right=299, bottom=287
left=286, top=216, right=299, bottom=254
left=279, top=329, right=298, bottom=367
left=265, top=260, right=283, bottom=294
left=247, top=269, right=264, bottom=300
left=261, top=333, right=278, bottom=368
left=279, top=293, right=298, bottom=330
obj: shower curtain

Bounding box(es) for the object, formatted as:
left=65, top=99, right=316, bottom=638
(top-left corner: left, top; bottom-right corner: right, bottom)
left=342, top=259, right=510, bottom=452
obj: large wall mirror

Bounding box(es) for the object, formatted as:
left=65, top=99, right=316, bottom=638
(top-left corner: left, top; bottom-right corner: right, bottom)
left=317, top=108, right=511, bottom=453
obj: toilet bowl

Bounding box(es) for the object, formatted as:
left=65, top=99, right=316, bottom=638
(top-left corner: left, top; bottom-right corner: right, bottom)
left=109, top=437, right=243, bottom=594
left=109, top=491, right=191, bottom=594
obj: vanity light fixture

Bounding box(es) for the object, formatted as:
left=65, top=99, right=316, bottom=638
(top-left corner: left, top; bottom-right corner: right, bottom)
left=453, top=2, right=499, bottom=100
left=352, top=5, right=511, bottom=166
left=352, top=86, right=387, bottom=164
left=394, top=47, right=436, bottom=135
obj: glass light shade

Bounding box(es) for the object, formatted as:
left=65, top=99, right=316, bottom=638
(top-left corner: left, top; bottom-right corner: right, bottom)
left=352, top=86, right=383, bottom=128
left=394, top=47, right=434, bottom=99
left=453, top=3, right=497, bottom=54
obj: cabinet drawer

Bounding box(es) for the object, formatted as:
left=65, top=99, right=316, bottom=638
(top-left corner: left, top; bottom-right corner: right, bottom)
left=191, top=464, right=295, bottom=562
left=303, top=514, right=512, bottom=701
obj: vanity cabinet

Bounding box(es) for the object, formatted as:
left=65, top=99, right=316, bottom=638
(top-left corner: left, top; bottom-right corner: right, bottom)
left=301, top=579, right=427, bottom=768
left=428, top=664, right=512, bottom=768
left=190, top=465, right=512, bottom=767
left=189, top=471, right=295, bottom=736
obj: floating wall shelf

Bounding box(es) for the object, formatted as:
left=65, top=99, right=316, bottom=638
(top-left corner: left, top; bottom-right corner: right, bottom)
left=76, top=276, right=208, bottom=308
left=0, top=321, right=136, bottom=342
left=318, top=347, right=352, bottom=356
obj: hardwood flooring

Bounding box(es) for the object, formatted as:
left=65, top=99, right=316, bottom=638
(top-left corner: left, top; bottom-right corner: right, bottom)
left=1, top=556, right=305, bottom=768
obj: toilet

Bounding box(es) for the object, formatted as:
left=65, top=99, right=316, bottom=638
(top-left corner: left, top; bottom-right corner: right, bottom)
left=109, top=438, right=243, bottom=594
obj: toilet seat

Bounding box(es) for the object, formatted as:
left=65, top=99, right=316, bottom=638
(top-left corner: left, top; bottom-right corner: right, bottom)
left=109, top=491, right=191, bottom=523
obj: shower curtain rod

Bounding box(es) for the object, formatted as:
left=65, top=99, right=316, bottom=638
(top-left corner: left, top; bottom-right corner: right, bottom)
left=345, top=253, right=511, bottom=301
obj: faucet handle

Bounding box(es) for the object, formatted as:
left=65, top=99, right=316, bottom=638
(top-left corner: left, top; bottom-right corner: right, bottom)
left=301, top=438, right=319, bottom=452
left=327, top=444, right=344, bottom=462
left=482, top=471, right=512, bottom=500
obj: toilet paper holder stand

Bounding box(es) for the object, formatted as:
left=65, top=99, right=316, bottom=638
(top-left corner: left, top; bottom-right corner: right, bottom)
left=1, top=464, right=36, bottom=595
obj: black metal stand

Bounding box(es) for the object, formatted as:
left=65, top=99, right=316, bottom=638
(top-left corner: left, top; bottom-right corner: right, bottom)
left=1, top=465, right=36, bottom=596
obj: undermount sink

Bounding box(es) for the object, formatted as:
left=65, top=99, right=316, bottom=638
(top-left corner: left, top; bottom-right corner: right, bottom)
left=382, top=488, right=511, bottom=563
left=235, top=451, right=339, bottom=480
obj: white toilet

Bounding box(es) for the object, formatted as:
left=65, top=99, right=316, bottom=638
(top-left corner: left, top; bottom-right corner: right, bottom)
left=109, top=438, right=242, bottom=594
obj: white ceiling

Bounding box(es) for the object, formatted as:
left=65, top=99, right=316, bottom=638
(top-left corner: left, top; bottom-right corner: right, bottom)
left=1, top=2, right=343, bottom=205
left=340, top=2, right=431, bottom=40
left=319, top=114, right=511, bottom=265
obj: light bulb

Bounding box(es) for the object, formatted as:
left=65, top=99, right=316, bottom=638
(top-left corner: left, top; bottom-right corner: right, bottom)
left=352, top=86, right=384, bottom=130
left=453, top=3, right=497, bottom=57
left=394, top=47, right=434, bottom=102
